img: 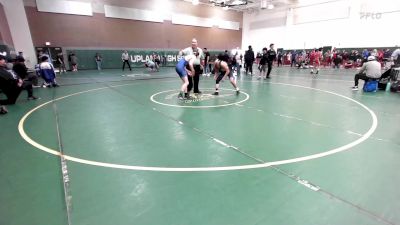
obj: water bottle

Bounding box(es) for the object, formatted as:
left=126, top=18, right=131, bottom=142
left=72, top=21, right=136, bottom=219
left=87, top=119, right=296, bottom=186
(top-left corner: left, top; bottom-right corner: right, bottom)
left=386, top=81, right=391, bottom=92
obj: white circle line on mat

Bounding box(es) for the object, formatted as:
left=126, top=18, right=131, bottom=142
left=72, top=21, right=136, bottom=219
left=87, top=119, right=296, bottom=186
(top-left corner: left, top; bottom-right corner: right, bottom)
left=18, top=82, right=378, bottom=172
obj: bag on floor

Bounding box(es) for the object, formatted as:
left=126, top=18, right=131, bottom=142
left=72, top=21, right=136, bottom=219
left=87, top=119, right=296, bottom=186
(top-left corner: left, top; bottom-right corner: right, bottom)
left=363, top=80, right=378, bottom=92
left=390, top=81, right=400, bottom=92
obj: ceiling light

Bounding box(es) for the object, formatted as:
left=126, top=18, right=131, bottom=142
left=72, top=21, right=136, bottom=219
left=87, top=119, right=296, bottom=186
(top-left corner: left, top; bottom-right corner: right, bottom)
left=209, top=0, right=248, bottom=7
left=192, top=0, right=199, bottom=5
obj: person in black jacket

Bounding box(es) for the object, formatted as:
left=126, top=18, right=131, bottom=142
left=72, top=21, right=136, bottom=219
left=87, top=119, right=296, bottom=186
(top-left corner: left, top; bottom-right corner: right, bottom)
left=266, top=43, right=277, bottom=78
left=13, top=57, right=39, bottom=86
left=277, top=51, right=283, bottom=67
left=0, top=55, right=37, bottom=105
left=258, top=48, right=268, bottom=79
left=244, top=45, right=255, bottom=75
left=203, top=48, right=211, bottom=76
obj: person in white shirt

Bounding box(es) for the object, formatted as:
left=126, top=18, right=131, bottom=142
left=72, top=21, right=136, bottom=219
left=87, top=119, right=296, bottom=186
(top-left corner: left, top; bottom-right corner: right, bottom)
left=179, top=38, right=204, bottom=94
left=352, top=56, right=381, bottom=91
left=121, top=50, right=131, bottom=71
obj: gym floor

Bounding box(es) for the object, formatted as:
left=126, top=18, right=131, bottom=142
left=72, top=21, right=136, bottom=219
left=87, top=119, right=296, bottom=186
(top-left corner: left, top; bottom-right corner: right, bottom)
left=0, top=66, right=399, bottom=225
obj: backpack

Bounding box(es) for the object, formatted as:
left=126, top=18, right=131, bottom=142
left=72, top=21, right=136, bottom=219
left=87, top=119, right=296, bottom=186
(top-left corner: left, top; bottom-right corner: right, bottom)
left=363, top=80, right=378, bottom=92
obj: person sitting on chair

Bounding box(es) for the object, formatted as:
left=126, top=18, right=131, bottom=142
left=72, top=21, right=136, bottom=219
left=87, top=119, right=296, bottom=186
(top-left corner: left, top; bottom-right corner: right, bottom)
left=0, top=55, right=37, bottom=105
left=351, top=56, right=381, bottom=91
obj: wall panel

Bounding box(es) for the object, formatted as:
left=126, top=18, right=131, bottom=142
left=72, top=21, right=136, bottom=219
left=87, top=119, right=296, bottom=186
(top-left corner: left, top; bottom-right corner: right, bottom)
left=0, top=2, right=13, bottom=47
left=104, top=5, right=163, bottom=23
left=36, top=0, right=92, bottom=16
left=26, top=7, right=242, bottom=50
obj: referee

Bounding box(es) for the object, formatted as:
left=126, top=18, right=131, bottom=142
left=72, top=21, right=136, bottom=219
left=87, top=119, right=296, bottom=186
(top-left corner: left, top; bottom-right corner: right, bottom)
left=179, top=38, right=204, bottom=94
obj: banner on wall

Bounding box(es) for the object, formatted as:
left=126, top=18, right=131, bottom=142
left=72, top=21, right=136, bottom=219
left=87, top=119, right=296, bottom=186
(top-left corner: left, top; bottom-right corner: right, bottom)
left=66, top=49, right=223, bottom=70
left=128, top=50, right=183, bottom=67
left=129, top=50, right=223, bottom=66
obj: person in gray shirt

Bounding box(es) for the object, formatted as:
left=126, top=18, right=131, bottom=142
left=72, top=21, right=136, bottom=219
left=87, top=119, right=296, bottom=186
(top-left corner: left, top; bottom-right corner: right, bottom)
left=391, top=47, right=400, bottom=66
left=95, top=53, right=103, bottom=71
left=179, top=38, right=204, bottom=94
left=352, top=56, right=381, bottom=91
left=121, top=50, right=132, bottom=71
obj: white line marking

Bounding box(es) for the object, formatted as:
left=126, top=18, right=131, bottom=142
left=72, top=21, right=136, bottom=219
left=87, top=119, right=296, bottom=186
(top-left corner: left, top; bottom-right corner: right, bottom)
left=278, top=114, right=303, bottom=121
left=267, top=73, right=354, bottom=83
left=124, top=74, right=151, bottom=77
left=346, top=130, right=363, bottom=136
left=230, top=146, right=239, bottom=150
left=213, top=138, right=229, bottom=147
left=310, top=121, right=327, bottom=127
left=297, top=179, right=320, bottom=191
left=18, top=81, right=378, bottom=172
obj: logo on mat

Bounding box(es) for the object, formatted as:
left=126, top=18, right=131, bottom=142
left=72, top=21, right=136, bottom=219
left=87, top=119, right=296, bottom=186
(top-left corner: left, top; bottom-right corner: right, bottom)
left=150, top=89, right=249, bottom=108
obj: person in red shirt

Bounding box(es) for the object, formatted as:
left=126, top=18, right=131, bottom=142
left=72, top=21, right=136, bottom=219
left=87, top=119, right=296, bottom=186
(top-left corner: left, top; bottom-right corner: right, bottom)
left=310, top=48, right=322, bottom=75
left=378, top=49, right=384, bottom=63
left=309, top=49, right=315, bottom=70
left=324, top=50, right=331, bottom=67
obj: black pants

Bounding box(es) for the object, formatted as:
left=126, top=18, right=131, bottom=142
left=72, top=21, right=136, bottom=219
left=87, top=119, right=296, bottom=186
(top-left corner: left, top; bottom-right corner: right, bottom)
left=0, top=81, right=34, bottom=105
left=187, top=65, right=202, bottom=93
left=122, top=60, right=132, bottom=71
left=278, top=59, right=282, bottom=67
left=333, top=63, right=340, bottom=69
left=380, top=69, right=391, bottom=80
left=354, top=73, right=369, bottom=87
left=245, top=60, right=253, bottom=74
left=26, top=73, right=39, bottom=86
left=267, top=61, right=273, bottom=77
left=0, top=87, right=22, bottom=105
left=216, top=71, right=232, bottom=84
left=381, top=67, right=399, bottom=81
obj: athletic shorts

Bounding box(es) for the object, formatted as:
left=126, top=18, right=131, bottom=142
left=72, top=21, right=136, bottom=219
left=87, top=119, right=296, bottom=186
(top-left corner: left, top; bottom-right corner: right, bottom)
left=216, top=71, right=233, bottom=84
left=176, top=58, right=188, bottom=78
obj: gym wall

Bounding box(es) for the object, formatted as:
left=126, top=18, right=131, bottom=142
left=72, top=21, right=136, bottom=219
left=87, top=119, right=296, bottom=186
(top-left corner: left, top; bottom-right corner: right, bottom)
left=24, top=0, right=243, bottom=50
left=63, top=49, right=224, bottom=70
left=242, top=0, right=400, bottom=51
